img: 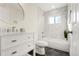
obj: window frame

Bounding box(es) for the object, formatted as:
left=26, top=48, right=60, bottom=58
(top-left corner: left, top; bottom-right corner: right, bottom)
left=49, top=16, right=61, bottom=24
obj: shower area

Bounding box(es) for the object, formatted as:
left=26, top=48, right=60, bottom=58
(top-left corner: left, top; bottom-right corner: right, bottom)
left=37, top=4, right=69, bottom=56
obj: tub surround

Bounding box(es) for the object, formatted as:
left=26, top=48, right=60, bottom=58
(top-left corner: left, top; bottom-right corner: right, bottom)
left=43, top=38, right=69, bottom=52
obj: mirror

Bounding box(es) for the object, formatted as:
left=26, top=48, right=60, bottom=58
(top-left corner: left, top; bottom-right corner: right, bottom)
left=0, top=3, right=24, bottom=25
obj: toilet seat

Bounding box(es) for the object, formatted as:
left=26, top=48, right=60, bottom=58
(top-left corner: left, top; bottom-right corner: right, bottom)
left=36, top=40, right=48, bottom=47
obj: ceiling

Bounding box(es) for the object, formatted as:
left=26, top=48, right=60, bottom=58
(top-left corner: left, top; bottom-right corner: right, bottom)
left=36, top=3, right=67, bottom=11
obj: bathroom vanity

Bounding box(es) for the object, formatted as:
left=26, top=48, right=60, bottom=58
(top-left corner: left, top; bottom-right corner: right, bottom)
left=0, top=32, right=34, bottom=56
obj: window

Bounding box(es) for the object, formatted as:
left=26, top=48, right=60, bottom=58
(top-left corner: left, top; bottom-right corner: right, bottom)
left=49, top=16, right=61, bottom=24
left=55, top=16, right=61, bottom=23
left=49, top=17, right=54, bottom=24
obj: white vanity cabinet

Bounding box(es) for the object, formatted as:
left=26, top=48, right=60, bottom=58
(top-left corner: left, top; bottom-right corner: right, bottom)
left=0, top=32, right=34, bottom=56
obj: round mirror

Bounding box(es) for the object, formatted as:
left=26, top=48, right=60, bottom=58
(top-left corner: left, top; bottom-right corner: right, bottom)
left=0, top=3, right=24, bottom=25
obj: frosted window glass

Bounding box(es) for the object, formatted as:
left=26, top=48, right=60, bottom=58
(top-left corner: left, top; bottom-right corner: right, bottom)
left=49, top=17, right=54, bottom=24
left=55, top=16, right=61, bottom=23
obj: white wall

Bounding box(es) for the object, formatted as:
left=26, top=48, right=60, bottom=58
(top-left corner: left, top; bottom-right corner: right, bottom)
left=21, top=4, right=44, bottom=33
left=44, top=7, right=67, bottom=40
left=20, top=4, right=45, bottom=41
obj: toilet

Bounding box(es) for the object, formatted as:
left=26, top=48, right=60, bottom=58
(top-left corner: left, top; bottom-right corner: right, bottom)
left=35, top=40, right=48, bottom=56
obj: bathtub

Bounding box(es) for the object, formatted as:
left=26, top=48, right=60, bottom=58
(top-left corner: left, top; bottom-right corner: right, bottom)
left=44, top=38, right=69, bottom=52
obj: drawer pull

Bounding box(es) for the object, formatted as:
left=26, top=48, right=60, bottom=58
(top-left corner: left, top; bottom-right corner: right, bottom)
left=11, top=40, right=17, bottom=42
left=11, top=51, right=17, bottom=55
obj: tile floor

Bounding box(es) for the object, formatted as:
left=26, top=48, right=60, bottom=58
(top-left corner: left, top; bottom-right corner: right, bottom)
left=45, top=47, right=69, bottom=56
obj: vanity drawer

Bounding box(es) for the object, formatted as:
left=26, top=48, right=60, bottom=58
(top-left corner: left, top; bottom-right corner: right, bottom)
left=1, top=42, right=34, bottom=56
left=21, top=41, right=34, bottom=53
left=1, top=35, right=27, bottom=50
left=20, top=43, right=34, bottom=55
left=27, top=41, right=34, bottom=51
left=1, top=45, right=22, bottom=56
